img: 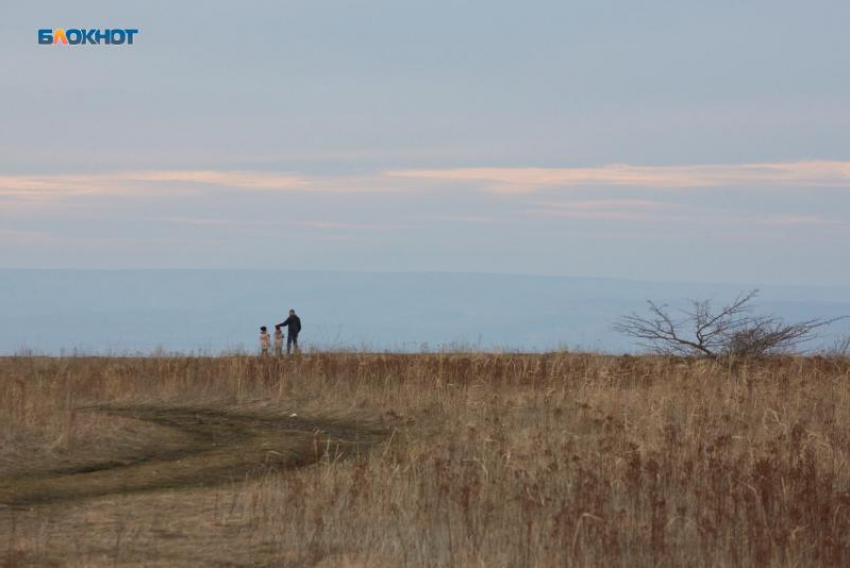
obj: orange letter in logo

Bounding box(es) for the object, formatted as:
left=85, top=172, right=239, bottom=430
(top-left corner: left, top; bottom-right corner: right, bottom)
left=53, top=28, right=68, bottom=44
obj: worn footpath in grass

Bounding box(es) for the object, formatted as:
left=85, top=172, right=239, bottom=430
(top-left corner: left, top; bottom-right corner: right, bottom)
left=0, top=405, right=385, bottom=508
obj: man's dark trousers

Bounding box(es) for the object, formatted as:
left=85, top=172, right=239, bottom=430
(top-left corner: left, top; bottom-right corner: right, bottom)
left=287, top=333, right=299, bottom=354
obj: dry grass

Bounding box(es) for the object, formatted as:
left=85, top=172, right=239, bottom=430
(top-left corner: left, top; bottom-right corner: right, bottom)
left=1, top=353, right=850, bottom=567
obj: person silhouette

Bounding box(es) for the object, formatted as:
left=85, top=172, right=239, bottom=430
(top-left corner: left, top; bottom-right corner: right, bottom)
left=273, top=326, right=284, bottom=357
left=276, top=309, right=302, bottom=354
left=259, top=326, right=270, bottom=357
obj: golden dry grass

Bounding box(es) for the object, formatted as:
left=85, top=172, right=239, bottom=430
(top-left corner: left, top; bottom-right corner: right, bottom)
left=1, top=353, right=850, bottom=567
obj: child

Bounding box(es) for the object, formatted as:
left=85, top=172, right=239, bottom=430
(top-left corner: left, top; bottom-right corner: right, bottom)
left=273, top=326, right=284, bottom=357
left=259, top=326, right=270, bottom=357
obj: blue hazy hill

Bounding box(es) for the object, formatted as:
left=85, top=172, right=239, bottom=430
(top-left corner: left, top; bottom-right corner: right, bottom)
left=1, top=270, right=848, bottom=355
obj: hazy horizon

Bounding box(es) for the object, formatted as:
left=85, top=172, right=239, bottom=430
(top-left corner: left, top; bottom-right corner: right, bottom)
left=3, top=269, right=848, bottom=356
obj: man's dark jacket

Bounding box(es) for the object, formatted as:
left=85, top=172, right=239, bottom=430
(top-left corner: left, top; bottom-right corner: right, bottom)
left=277, top=315, right=302, bottom=336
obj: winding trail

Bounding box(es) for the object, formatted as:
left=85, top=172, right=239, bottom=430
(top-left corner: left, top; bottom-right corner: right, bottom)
left=0, top=406, right=385, bottom=508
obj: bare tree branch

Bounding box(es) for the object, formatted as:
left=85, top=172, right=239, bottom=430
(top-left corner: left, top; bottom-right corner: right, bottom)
left=613, top=289, right=845, bottom=358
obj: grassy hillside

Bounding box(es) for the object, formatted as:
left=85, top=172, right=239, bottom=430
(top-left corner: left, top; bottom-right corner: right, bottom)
left=1, top=353, right=849, bottom=566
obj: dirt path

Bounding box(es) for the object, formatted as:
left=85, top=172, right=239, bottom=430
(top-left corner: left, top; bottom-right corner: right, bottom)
left=0, top=406, right=385, bottom=508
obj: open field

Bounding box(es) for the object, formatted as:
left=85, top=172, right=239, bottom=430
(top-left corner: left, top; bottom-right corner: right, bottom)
left=1, top=354, right=850, bottom=567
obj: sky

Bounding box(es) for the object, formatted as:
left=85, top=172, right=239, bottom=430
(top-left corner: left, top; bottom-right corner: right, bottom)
left=2, top=1, right=850, bottom=285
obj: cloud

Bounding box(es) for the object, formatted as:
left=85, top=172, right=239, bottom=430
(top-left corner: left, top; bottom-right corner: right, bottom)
left=127, top=171, right=306, bottom=191
left=386, top=161, right=850, bottom=192
left=0, top=170, right=391, bottom=204
left=291, top=221, right=408, bottom=231
left=153, top=216, right=239, bottom=226
left=5, top=161, right=850, bottom=207
left=528, top=199, right=674, bottom=210
left=520, top=198, right=685, bottom=222
left=304, top=234, right=361, bottom=242
left=523, top=209, right=670, bottom=221
left=518, top=198, right=846, bottom=228
left=0, top=174, right=124, bottom=199
left=433, top=215, right=496, bottom=223
left=0, top=228, right=54, bottom=243
left=0, top=172, right=199, bottom=201
left=746, top=215, right=844, bottom=227
left=0, top=170, right=306, bottom=199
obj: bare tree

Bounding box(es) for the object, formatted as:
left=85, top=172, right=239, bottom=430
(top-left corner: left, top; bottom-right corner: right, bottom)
left=614, top=289, right=843, bottom=358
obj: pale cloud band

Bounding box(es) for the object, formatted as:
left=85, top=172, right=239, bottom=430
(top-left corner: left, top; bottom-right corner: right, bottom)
left=0, top=171, right=307, bottom=201
left=386, top=160, right=850, bottom=192
left=2, top=161, right=850, bottom=205
left=129, top=171, right=306, bottom=191
left=0, top=170, right=389, bottom=202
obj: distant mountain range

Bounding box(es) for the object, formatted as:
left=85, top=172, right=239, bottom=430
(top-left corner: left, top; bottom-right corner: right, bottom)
left=1, top=269, right=848, bottom=355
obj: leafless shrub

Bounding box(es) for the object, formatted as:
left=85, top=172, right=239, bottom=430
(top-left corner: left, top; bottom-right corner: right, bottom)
left=614, top=289, right=843, bottom=358
left=823, top=333, right=850, bottom=357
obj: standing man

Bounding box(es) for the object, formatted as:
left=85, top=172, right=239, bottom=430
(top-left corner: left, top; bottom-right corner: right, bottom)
left=276, top=309, right=302, bottom=354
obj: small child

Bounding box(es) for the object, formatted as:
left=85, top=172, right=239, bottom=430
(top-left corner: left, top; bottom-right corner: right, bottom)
left=259, top=326, right=270, bottom=357
left=273, top=326, right=284, bottom=357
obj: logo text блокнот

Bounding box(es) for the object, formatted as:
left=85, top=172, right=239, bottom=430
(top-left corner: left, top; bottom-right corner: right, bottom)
left=38, top=29, right=139, bottom=45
